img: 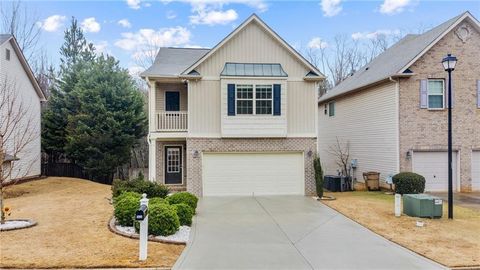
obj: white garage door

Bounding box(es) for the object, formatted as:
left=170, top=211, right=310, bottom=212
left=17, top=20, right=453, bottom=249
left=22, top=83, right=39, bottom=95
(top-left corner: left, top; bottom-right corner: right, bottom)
left=413, top=151, right=458, bottom=192
left=202, top=152, right=304, bottom=196
left=472, top=151, right=480, bottom=191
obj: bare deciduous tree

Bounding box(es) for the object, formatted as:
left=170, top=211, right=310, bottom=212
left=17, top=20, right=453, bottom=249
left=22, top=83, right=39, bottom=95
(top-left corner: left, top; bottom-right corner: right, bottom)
left=0, top=77, right=39, bottom=224
left=327, top=137, right=350, bottom=178
left=0, top=1, right=41, bottom=62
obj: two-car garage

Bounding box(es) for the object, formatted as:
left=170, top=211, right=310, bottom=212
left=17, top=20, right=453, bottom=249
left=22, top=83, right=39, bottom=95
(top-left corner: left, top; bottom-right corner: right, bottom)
left=202, top=152, right=305, bottom=196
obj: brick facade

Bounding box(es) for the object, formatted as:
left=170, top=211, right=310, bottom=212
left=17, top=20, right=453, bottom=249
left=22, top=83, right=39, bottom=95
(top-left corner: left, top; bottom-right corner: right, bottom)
left=185, top=138, right=317, bottom=196
left=398, top=21, right=480, bottom=191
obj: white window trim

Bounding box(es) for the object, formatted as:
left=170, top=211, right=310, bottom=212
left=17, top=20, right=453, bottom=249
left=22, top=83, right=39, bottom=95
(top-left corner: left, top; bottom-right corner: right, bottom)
left=427, top=79, right=445, bottom=110
left=235, top=83, right=273, bottom=116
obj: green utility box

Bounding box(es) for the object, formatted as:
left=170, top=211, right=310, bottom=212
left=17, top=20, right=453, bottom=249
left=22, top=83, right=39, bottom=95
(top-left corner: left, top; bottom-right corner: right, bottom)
left=403, top=194, right=443, bottom=218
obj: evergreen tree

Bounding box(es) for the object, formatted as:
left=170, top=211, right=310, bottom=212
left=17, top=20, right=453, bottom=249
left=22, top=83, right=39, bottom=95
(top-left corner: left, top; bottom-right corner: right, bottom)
left=64, top=56, right=147, bottom=181
left=42, top=17, right=95, bottom=159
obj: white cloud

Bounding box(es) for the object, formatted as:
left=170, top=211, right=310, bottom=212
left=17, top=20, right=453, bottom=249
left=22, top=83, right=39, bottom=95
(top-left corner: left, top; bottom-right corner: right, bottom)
left=351, top=29, right=400, bottom=40
left=81, top=17, right=101, bottom=33
left=379, top=0, right=412, bottom=15
left=190, top=9, right=238, bottom=25
left=127, top=0, right=141, bottom=9
left=118, top=19, right=132, bottom=28
left=166, top=10, right=177, bottom=19
left=93, top=41, right=110, bottom=55
left=161, top=0, right=268, bottom=12
left=37, top=15, right=66, bottom=32
left=128, top=65, right=145, bottom=76
left=115, top=27, right=192, bottom=51
left=308, top=37, right=328, bottom=50
left=321, top=0, right=342, bottom=17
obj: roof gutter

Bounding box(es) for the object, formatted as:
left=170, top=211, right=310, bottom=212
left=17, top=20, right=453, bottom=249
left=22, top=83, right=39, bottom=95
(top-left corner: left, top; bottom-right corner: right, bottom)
left=318, top=73, right=414, bottom=105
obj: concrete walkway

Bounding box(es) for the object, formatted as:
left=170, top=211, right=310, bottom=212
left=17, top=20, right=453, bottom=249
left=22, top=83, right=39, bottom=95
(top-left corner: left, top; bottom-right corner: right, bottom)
left=173, top=196, right=444, bottom=270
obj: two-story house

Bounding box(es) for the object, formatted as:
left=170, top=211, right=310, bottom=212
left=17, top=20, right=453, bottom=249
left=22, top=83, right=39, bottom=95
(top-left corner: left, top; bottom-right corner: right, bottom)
left=1, top=34, right=46, bottom=181
left=142, top=14, right=323, bottom=196
left=318, top=12, right=480, bottom=192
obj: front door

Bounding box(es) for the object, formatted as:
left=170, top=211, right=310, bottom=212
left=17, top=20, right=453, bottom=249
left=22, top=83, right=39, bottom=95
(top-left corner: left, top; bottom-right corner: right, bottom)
left=165, top=91, right=180, bottom=111
left=165, top=146, right=182, bottom=184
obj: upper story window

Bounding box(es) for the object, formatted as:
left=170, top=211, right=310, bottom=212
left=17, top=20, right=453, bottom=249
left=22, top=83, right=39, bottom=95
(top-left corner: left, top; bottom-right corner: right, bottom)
left=428, top=79, right=445, bottom=109
left=5, top=48, right=10, bottom=61
left=236, top=84, right=273, bottom=115
left=236, top=84, right=253, bottom=114
left=328, top=101, right=335, bottom=117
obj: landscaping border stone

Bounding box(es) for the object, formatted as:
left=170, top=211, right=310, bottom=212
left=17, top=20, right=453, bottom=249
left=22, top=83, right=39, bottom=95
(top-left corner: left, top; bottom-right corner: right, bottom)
left=0, top=219, right=37, bottom=231
left=108, top=217, right=186, bottom=245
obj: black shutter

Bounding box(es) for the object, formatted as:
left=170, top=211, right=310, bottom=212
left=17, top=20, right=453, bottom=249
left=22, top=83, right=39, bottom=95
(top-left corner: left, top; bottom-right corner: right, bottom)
left=273, top=84, right=281, bottom=116
left=227, top=84, right=235, bottom=116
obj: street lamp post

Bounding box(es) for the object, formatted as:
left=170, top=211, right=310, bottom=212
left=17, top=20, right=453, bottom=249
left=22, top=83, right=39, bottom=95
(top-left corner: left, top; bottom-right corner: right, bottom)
left=442, top=54, right=457, bottom=220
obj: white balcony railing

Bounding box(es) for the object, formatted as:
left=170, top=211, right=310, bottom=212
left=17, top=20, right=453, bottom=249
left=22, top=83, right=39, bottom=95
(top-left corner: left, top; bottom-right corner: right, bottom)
left=156, top=111, right=188, bottom=132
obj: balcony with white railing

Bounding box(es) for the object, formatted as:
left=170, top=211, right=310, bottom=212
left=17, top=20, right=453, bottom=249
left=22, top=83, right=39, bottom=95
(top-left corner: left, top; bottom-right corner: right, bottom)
left=155, top=111, right=188, bottom=132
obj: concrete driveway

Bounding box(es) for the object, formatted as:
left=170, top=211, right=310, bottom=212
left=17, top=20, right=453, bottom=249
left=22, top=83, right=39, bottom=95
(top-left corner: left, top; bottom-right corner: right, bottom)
left=173, top=196, right=444, bottom=270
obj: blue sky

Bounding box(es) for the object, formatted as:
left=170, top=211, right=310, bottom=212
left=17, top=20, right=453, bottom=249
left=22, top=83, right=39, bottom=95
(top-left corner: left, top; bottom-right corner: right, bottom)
left=25, top=0, right=480, bottom=75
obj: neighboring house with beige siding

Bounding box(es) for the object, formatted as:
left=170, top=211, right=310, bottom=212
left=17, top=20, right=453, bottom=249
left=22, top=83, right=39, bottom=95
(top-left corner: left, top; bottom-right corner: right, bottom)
left=318, top=11, right=480, bottom=192
left=0, top=34, right=46, bottom=181
left=142, top=14, right=323, bottom=196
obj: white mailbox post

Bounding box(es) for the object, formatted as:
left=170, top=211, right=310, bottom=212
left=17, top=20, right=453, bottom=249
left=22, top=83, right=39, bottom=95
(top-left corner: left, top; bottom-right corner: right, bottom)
left=136, top=193, right=149, bottom=261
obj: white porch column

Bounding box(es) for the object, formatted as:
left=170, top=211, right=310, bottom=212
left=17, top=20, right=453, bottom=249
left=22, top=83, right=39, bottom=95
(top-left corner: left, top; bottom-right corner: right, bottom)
left=148, top=78, right=156, bottom=132
left=148, top=138, right=156, bottom=182
left=148, top=78, right=157, bottom=182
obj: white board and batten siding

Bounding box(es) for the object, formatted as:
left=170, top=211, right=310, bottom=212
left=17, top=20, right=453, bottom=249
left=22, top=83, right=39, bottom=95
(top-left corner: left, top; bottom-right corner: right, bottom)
left=188, top=21, right=317, bottom=138
left=0, top=40, right=42, bottom=179
left=472, top=151, right=480, bottom=191
left=412, top=151, right=459, bottom=192
left=318, top=81, right=399, bottom=183
left=202, top=152, right=304, bottom=196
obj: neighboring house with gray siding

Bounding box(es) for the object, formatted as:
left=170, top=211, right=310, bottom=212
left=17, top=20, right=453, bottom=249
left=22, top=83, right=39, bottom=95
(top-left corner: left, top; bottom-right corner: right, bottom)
left=0, top=34, right=46, bottom=181
left=142, top=14, right=323, bottom=196
left=318, top=12, right=480, bottom=192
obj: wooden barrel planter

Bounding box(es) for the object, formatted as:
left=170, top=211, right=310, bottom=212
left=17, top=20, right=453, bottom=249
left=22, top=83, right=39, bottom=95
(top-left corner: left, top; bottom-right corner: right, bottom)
left=363, top=172, right=380, bottom=191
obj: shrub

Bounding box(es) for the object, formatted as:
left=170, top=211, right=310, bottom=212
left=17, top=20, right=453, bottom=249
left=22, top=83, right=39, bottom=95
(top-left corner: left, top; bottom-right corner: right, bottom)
left=314, top=157, right=324, bottom=198
left=392, top=172, right=426, bottom=195
left=114, top=192, right=142, bottom=226
left=147, top=203, right=180, bottom=236
left=173, top=203, right=194, bottom=226
left=112, top=178, right=169, bottom=199
left=167, top=192, right=198, bottom=213
left=149, top=197, right=168, bottom=206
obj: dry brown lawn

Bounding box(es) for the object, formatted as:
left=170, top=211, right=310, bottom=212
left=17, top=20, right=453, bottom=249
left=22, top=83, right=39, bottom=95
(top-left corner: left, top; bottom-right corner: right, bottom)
left=322, top=191, right=480, bottom=268
left=0, top=177, right=184, bottom=268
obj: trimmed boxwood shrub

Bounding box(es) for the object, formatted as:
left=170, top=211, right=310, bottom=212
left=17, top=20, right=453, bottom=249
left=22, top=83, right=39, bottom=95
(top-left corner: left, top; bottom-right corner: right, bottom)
left=147, top=203, right=180, bottom=236
left=112, top=178, right=169, bottom=199
left=173, top=203, right=194, bottom=226
left=392, top=172, right=426, bottom=195
left=114, top=192, right=142, bottom=226
left=167, top=192, right=198, bottom=213
left=149, top=197, right=168, bottom=205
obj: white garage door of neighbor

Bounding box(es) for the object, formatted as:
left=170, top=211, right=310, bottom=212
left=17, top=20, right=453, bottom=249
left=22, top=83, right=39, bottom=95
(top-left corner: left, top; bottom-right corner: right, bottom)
left=413, top=151, right=458, bottom=192
left=202, top=152, right=304, bottom=196
left=472, top=151, right=480, bottom=191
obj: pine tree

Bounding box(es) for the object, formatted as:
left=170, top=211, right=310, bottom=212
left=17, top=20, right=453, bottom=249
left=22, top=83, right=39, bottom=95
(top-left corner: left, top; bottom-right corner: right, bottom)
left=64, top=56, right=147, bottom=181
left=42, top=17, right=95, bottom=160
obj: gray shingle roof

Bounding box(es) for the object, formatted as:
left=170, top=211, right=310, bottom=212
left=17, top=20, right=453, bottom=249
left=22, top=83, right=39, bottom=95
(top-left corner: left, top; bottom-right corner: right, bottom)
left=220, top=63, right=288, bottom=77
left=0, top=34, right=13, bottom=45
left=319, top=12, right=467, bottom=103
left=141, top=47, right=210, bottom=77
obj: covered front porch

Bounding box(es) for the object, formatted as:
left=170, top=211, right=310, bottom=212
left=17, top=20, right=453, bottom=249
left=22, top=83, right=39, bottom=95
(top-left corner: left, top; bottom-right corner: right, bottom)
left=148, top=137, right=187, bottom=191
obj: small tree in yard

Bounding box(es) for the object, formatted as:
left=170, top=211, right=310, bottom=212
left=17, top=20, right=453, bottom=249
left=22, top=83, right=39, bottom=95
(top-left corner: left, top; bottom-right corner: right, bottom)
left=0, top=78, right=39, bottom=224
left=327, top=137, right=350, bottom=177
left=314, top=156, right=324, bottom=198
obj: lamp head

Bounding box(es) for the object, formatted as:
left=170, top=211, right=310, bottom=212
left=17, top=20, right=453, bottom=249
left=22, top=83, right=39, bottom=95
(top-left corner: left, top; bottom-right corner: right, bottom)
left=442, top=54, right=457, bottom=71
